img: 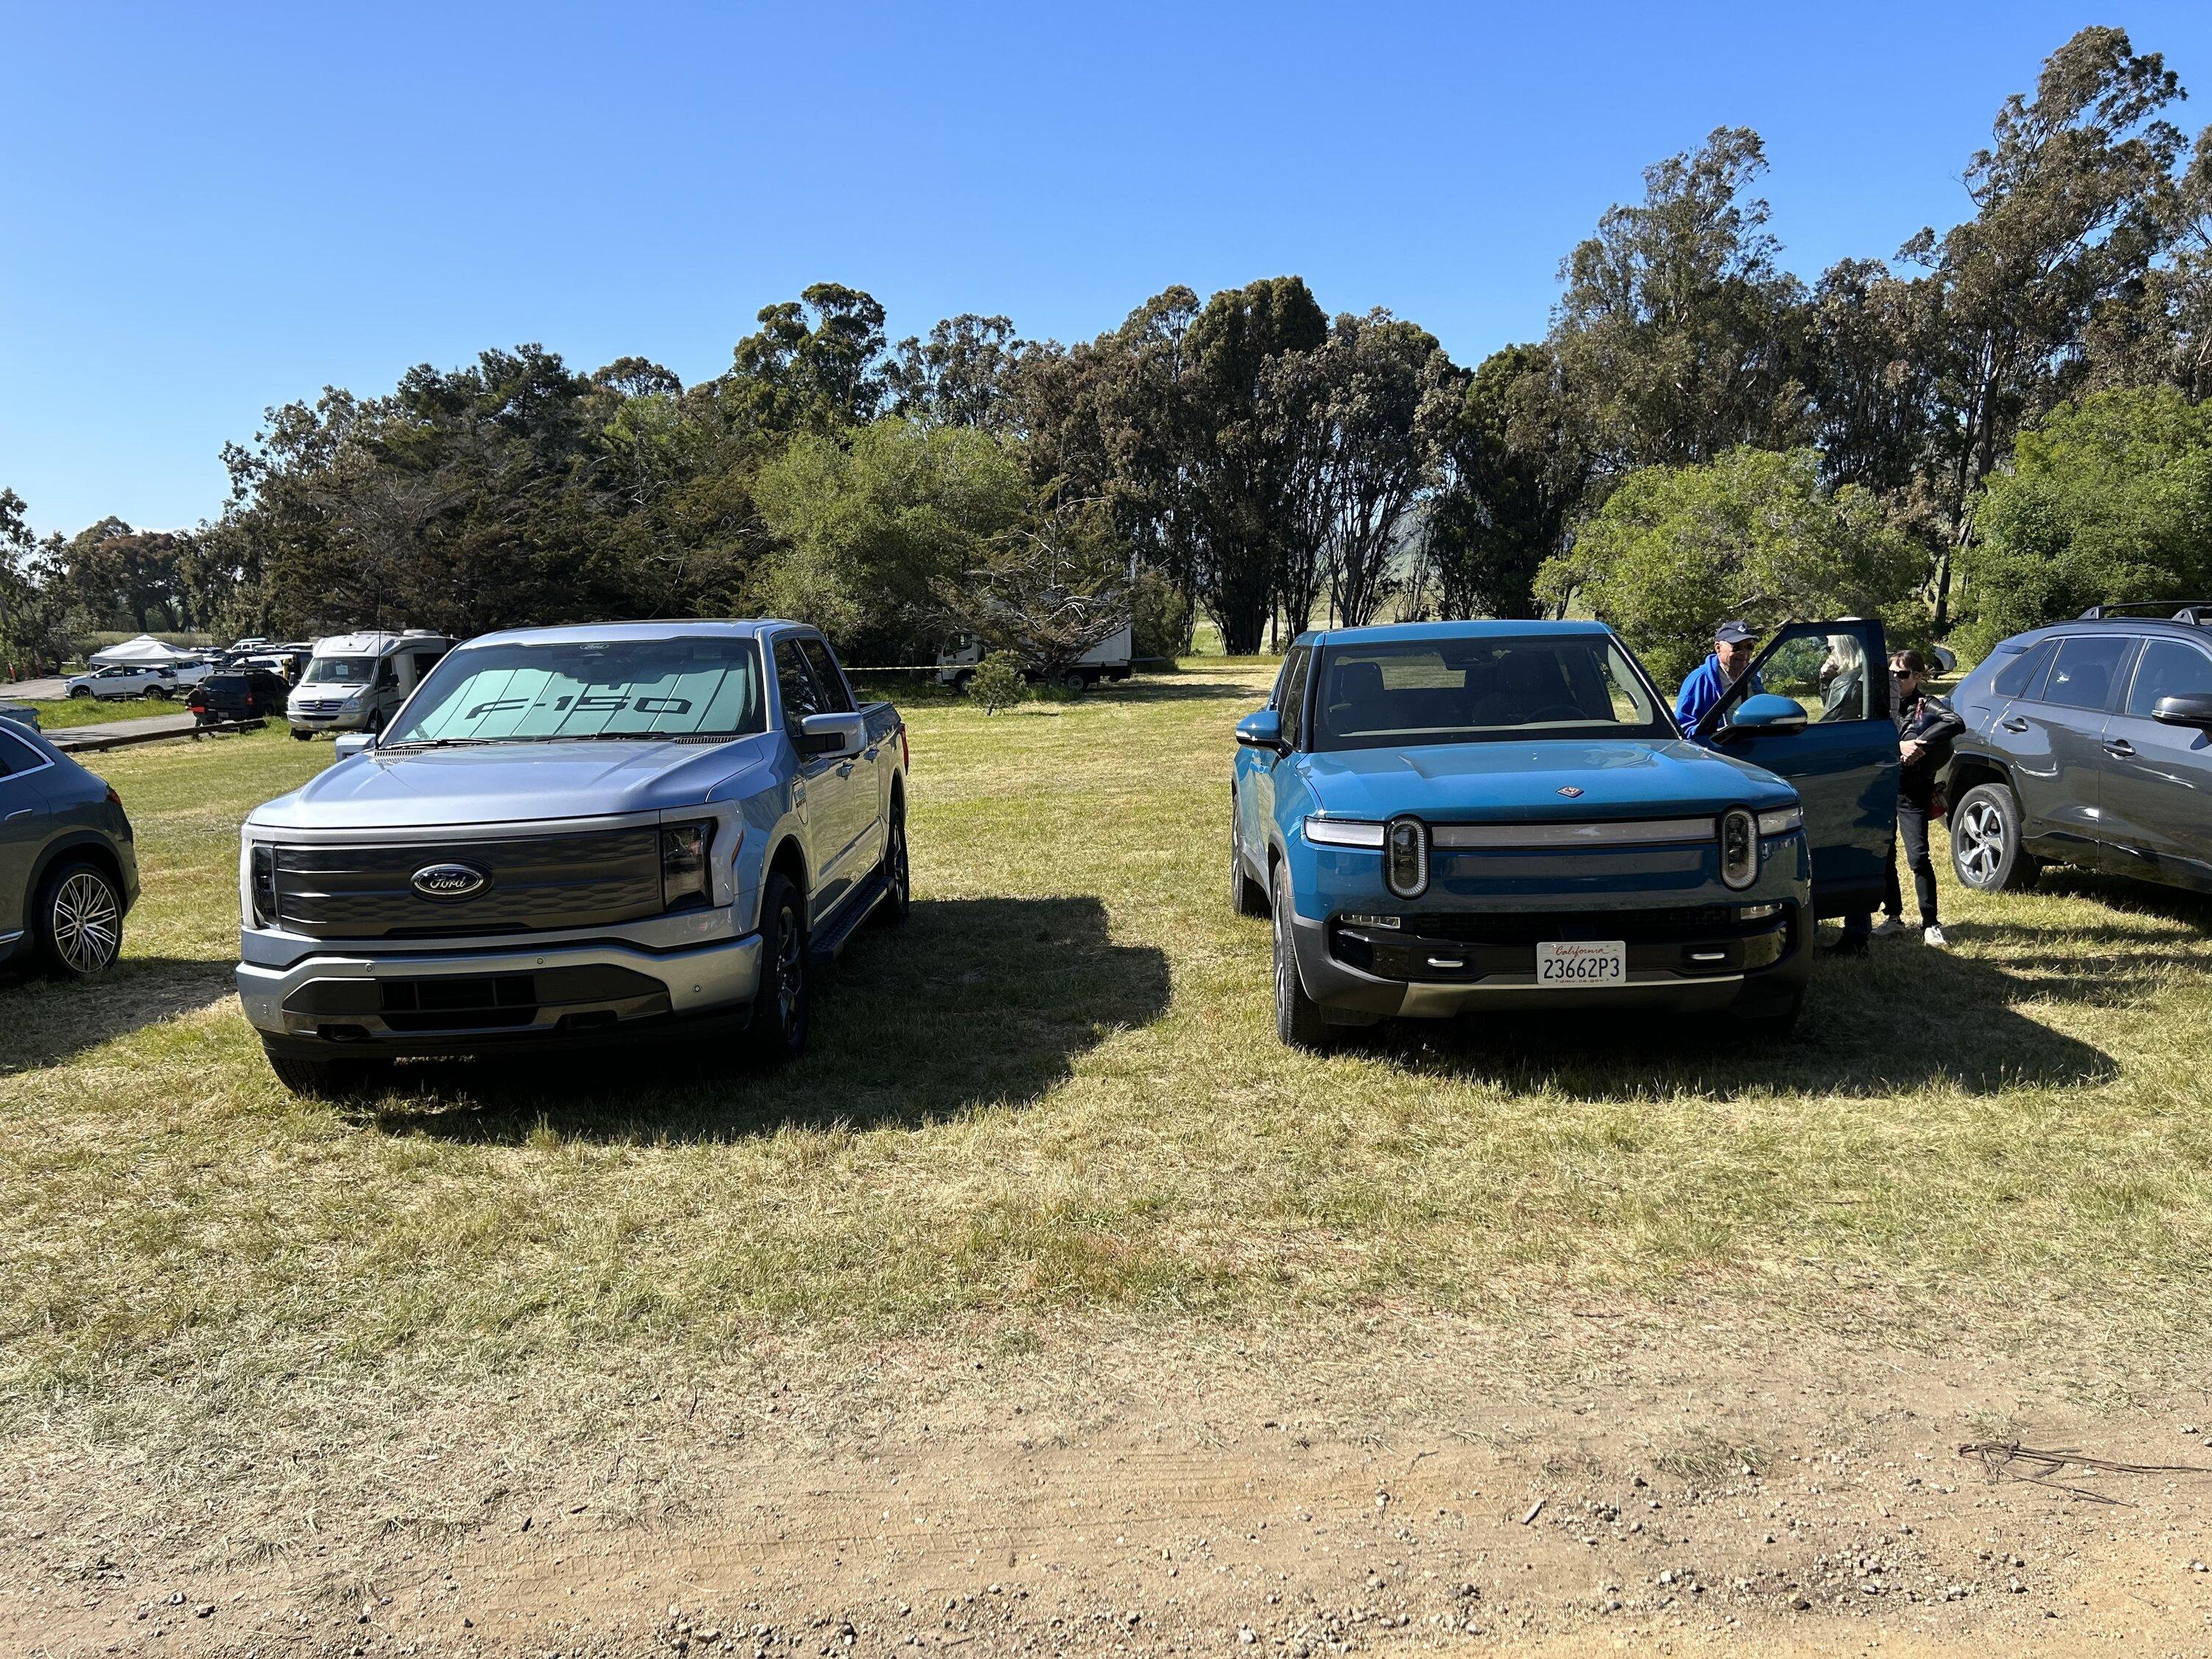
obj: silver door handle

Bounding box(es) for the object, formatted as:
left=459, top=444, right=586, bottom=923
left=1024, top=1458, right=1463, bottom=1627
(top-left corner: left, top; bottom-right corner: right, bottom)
left=835, top=761, right=855, bottom=776
left=2104, top=738, right=2135, bottom=757
left=2000, top=716, right=2029, bottom=733
left=2, top=809, right=30, bottom=824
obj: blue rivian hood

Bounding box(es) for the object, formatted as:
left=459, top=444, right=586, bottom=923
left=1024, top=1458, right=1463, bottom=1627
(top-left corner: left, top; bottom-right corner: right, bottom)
left=246, top=734, right=778, bottom=831
left=1298, top=739, right=1798, bottom=824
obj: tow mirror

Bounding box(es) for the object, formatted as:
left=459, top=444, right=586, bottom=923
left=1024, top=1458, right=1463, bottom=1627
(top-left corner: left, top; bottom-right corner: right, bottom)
left=2152, top=692, right=2212, bottom=731
left=1714, top=693, right=1809, bottom=741
left=1236, top=709, right=1284, bottom=750
left=333, top=731, right=377, bottom=759
left=799, top=712, right=866, bottom=758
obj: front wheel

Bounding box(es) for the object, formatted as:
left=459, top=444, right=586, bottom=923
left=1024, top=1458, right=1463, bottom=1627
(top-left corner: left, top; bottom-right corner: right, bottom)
left=68, top=685, right=91, bottom=699
left=290, top=728, right=313, bottom=742
left=1950, top=782, right=2039, bottom=892
left=745, top=872, right=810, bottom=1065
left=1270, top=863, right=1333, bottom=1049
left=34, top=859, right=123, bottom=978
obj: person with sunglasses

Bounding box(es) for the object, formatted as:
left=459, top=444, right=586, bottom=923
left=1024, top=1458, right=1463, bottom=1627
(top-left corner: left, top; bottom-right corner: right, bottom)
left=1873, top=650, right=1964, bottom=947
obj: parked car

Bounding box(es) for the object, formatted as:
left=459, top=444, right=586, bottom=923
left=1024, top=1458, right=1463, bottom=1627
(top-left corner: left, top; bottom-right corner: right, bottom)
left=65, top=661, right=205, bottom=700
left=1944, top=602, right=2212, bottom=897
left=0, top=721, right=138, bottom=978
left=287, top=631, right=452, bottom=737
left=937, top=625, right=1134, bottom=694
left=237, top=620, right=910, bottom=1093
left=188, top=668, right=293, bottom=727
left=1231, top=618, right=1897, bottom=1046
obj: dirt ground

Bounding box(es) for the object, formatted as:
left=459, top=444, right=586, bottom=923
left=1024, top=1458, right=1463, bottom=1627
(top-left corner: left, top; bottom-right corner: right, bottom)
left=7, top=1310, right=2211, bottom=1658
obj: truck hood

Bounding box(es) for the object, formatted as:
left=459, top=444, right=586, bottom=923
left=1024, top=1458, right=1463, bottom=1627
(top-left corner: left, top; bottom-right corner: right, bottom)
left=246, top=734, right=779, bottom=831
left=1298, top=739, right=1798, bottom=823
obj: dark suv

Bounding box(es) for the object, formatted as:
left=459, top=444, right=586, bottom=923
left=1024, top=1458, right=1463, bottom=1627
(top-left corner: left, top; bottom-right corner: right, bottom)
left=0, top=721, right=139, bottom=978
left=1946, top=603, right=2212, bottom=897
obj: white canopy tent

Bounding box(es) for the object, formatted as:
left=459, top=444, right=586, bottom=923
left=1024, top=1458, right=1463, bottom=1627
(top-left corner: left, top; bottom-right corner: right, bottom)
left=88, top=636, right=199, bottom=667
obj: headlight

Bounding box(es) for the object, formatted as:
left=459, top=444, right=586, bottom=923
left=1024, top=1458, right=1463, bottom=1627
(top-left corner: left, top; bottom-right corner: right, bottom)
left=1719, top=807, right=1759, bottom=889
left=1385, top=817, right=1430, bottom=900
left=1304, top=817, right=1386, bottom=849
left=660, top=820, right=714, bottom=911
left=249, top=844, right=277, bottom=928
left=1757, top=805, right=1804, bottom=838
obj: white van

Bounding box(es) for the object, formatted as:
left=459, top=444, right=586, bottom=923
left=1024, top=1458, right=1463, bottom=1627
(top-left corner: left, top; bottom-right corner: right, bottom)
left=286, top=630, right=453, bottom=739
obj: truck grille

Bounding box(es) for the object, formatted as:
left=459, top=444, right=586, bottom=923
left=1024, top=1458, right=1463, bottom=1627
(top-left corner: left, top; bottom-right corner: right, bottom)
left=271, top=829, right=663, bottom=939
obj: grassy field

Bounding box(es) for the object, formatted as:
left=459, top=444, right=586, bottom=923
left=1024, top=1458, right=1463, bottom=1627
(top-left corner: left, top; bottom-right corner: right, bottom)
left=2, top=661, right=2210, bottom=1492
left=28, top=692, right=197, bottom=729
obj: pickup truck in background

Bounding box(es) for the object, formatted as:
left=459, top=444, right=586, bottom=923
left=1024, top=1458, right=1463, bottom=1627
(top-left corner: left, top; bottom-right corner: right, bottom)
left=236, top=620, right=909, bottom=1095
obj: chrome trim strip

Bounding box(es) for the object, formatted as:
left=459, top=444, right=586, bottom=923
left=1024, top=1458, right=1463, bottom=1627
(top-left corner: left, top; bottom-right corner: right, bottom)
left=1430, top=817, right=1715, bottom=849
left=242, top=808, right=665, bottom=844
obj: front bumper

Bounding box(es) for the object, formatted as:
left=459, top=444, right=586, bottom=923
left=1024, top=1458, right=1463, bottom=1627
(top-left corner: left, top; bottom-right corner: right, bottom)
left=288, top=703, right=371, bottom=732
left=236, top=930, right=762, bottom=1055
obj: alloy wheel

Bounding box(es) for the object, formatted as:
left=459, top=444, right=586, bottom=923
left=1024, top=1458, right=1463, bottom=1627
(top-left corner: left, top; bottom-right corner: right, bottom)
left=1957, top=799, right=2004, bottom=884
left=52, top=872, right=120, bottom=974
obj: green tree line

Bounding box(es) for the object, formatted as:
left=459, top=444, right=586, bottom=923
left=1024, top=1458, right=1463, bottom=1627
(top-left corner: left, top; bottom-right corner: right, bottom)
left=10, top=27, right=2212, bottom=676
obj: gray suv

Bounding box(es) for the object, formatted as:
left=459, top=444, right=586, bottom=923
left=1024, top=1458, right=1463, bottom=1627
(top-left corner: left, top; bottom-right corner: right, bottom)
left=0, top=723, right=139, bottom=978
left=1946, top=603, right=2212, bottom=897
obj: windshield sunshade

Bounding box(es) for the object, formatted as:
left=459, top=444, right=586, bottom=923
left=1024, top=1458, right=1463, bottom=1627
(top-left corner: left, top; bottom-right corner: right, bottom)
left=1310, top=636, right=1672, bottom=751
left=386, top=638, right=767, bottom=745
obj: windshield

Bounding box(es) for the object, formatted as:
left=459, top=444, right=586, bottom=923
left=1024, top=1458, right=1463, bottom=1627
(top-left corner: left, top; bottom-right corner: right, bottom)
left=384, top=636, right=768, bottom=745
left=304, top=656, right=374, bottom=684
left=1310, top=634, right=1674, bottom=751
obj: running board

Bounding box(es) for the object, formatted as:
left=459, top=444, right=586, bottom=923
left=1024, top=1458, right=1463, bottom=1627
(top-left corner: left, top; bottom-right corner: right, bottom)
left=809, top=869, right=889, bottom=964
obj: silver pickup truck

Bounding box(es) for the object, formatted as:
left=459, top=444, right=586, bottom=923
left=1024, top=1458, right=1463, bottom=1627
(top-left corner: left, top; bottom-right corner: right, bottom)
left=236, top=620, right=909, bottom=1094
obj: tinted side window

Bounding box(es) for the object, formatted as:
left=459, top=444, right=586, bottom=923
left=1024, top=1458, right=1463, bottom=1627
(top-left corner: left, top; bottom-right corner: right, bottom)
left=773, top=638, right=824, bottom=731
left=1991, top=637, right=2057, bottom=699
left=2125, top=639, right=2212, bottom=716
left=1279, top=647, right=1312, bottom=749
left=2039, top=635, right=2135, bottom=712
left=798, top=639, right=855, bottom=713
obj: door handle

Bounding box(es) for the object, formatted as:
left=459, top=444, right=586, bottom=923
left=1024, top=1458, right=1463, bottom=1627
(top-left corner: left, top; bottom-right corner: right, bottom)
left=2000, top=716, right=2030, bottom=733
left=2104, top=738, right=2135, bottom=757
left=835, top=762, right=855, bottom=777
left=2, top=808, right=31, bottom=824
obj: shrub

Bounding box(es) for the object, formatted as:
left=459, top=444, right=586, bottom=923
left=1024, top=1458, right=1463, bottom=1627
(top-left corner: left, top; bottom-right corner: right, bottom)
left=966, top=650, right=1026, bottom=713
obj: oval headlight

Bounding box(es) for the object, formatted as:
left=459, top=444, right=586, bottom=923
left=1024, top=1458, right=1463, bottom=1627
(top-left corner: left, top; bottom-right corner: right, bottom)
left=1719, top=807, right=1758, bottom=890
left=1385, top=816, right=1430, bottom=900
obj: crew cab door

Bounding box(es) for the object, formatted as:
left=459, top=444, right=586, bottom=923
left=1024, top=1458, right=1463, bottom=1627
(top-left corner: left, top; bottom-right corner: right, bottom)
left=771, top=633, right=857, bottom=922
left=1696, top=618, right=1898, bottom=919
left=799, top=635, right=883, bottom=873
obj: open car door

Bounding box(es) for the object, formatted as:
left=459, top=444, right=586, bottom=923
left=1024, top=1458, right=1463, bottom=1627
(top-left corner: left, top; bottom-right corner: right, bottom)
left=1694, top=619, right=1899, bottom=920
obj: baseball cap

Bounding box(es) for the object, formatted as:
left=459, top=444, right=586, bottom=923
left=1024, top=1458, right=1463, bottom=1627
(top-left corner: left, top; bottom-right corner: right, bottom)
left=1714, top=620, right=1757, bottom=646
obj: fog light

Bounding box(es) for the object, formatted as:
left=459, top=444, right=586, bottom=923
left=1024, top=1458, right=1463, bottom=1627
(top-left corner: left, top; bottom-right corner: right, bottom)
left=1341, top=913, right=1400, bottom=929
left=1739, top=902, right=1781, bottom=919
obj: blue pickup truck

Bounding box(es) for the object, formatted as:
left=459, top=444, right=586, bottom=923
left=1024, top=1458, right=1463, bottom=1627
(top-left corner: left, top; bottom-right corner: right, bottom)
left=1231, top=619, right=1897, bottom=1046
left=236, top=620, right=908, bottom=1094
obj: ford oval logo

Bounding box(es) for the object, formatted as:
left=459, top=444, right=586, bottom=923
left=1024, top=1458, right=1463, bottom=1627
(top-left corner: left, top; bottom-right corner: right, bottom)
left=411, top=863, right=488, bottom=900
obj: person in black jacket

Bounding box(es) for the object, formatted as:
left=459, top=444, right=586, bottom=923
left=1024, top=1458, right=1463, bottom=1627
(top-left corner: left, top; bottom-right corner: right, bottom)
left=1874, top=650, right=1964, bottom=947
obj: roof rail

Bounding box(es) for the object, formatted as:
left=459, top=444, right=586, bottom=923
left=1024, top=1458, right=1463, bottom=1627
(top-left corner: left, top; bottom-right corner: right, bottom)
left=2077, top=601, right=2212, bottom=626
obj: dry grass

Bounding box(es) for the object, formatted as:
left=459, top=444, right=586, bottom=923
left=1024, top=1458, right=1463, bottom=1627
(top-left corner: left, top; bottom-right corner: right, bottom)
left=3, top=658, right=2211, bottom=1479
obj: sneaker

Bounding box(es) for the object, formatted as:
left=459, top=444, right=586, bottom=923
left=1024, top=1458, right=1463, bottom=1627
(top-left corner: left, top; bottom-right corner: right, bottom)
left=1871, top=917, right=1907, bottom=939
left=1922, top=924, right=1950, bottom=948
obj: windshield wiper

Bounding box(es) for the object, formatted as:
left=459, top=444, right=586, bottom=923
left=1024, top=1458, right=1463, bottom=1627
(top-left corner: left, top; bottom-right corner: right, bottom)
left=379, top=737, right=501, bottom=751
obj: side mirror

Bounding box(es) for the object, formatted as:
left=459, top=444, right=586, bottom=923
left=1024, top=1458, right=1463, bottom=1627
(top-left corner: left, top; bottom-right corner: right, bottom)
left=333, top=731, right=377, bottom=759
left=1236, top=709, right=1284, bottom=751
left=1714, top=693, right=1809, bottom=741
left=799, top=711, right=866, bottom=758
left=2152, top=693, right=2212, bottom=731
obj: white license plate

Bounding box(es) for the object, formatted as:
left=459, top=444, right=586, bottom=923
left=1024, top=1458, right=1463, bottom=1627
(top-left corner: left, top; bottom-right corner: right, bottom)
left=1535, top=940, right=1627, bottom=987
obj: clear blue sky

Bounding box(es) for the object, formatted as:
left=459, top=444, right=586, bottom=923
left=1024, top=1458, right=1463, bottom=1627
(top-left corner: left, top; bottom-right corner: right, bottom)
left=7, top=1, right=2212, bottom=538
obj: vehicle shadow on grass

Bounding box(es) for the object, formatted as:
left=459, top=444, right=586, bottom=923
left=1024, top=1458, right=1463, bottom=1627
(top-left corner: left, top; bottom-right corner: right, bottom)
left=0, top=956, right=234, bottom=1074
left=358, top=894, right=1171, bottom=1144
left=2020, top=868, right=2212, bottom=933
left=1361, top=940, right=2121, bottom=1101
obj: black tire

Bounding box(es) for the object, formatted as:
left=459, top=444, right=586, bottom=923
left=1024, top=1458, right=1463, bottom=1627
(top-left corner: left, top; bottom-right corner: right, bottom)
left=1060, top=670, right=1088, bottom=697
left=262, top=1042, right=389, bottom=1099
left=877, top=807, right=910, bottom=928
left=290, top=728, right=313, bottom=742
left=68, top=685, right=91, bottom=699
left=1270, top=863, right=1332, bottom=1049
left=33, top=858, right=123, bottom=979
left=745, top=871, right=810, bottom=1065
left=1230, top=792, right=1268, bottom=917
left=1950, top=782, right=2040, bottom=893
left=951, top=670, right=975, bottom=694
left=1731, top=985, right=1804, bottom=1040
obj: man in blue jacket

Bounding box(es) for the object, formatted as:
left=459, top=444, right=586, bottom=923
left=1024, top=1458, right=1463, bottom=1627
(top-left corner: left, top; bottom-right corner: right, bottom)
left=1673, top=620, right=1762, bottom=734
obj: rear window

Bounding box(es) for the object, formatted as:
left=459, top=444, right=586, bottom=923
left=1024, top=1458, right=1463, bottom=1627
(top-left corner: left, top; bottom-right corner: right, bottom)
left=2039, top=635, right=2135, bottom=712
left=1990, top=637, right=2057, bottom=700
